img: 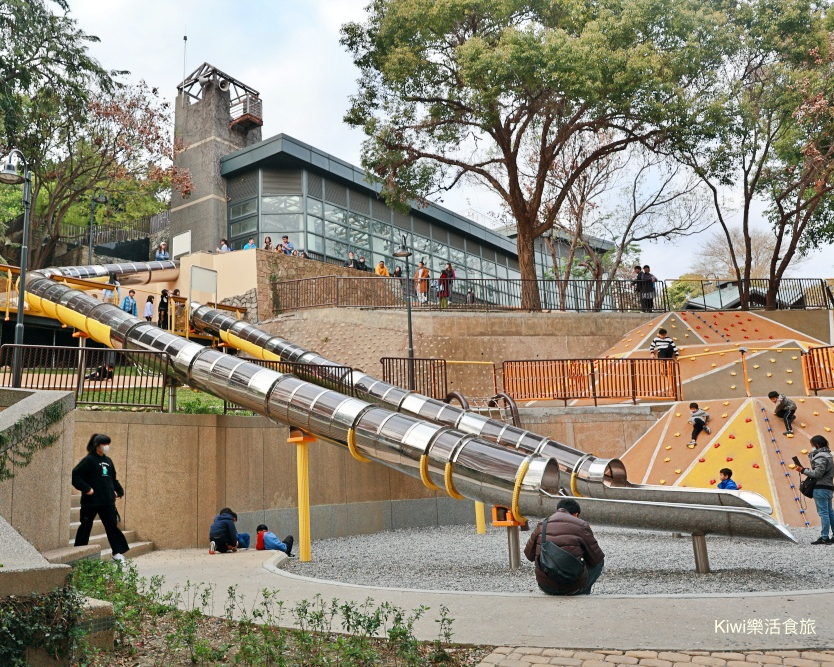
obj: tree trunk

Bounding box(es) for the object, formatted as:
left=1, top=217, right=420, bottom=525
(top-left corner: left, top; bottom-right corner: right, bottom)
left=516, top=229, right=542, bottom=310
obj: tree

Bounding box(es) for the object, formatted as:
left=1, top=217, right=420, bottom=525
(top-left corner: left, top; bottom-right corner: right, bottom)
left=0, top=0, right=113, bottom=144
left=689, top=226, right=795, bottom=279
left=342, top=0, right=733, bottom=308
left=677, top=0, right=833, bottom=308
left=540, top=137, right=709, bottom=309
left=9, top=82, right=191, bottom=269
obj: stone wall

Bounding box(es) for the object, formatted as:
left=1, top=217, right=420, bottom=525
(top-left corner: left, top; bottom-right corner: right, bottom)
left=0, top=390, right=76, bottom=553
left=260, top=308, right=654, bottom=395
left=221, top=287, right=258, bottom=323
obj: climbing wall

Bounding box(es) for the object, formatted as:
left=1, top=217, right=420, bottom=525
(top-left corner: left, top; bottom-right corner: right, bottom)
left=620, top=396, right=834, bottom=527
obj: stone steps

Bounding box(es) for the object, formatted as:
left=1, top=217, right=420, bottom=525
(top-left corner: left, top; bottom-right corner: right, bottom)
left=69, top=494, right=153, bottom=561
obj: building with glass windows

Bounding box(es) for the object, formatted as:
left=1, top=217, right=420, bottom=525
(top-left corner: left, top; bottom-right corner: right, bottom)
left=171, top=65, right=612, bottom=286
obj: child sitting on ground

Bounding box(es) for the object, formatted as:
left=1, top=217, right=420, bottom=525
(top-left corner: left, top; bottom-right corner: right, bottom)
left=768, top=391, right=797, bottom=436
left=717, top=467, right=739, bottom=490
left=688, top=402, right=710, bottom=446
left=255, top=524, right=294, bottom=556
left=208, top=508, right=250, bottom=554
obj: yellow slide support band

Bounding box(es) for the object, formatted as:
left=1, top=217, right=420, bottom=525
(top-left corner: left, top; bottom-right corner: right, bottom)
left=444, top=462, right=465, bottom=500
left=474, top=501, right=486, bottom=534
left=511, top=458, right=530, bottom=524
left=419, top=454, right=442, bottom=491
left=346, top=428, right=370, bottom=463
left=570, top=471, right=583, bottom=498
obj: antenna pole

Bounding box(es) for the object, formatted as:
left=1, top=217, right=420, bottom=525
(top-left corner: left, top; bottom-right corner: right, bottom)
left=181, top=30, right=188, bottom=110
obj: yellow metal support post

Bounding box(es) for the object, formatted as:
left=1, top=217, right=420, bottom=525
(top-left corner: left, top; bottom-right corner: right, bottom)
left=474, top=501, right=486, bottom=534
left=288, top=428, right=316, bottom=562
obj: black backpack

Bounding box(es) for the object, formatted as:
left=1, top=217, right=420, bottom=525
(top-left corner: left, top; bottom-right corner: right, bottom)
left=537, top=515, right=586, bottom=584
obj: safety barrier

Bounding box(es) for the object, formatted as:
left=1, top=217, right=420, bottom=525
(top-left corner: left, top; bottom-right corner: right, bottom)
left=802, top=346, right=834, bottom=395
left=0, top=344, right=169, bottom=411
left=503, top=358, right=681, bottom=405
left=380, top=357, right=448, bottom=399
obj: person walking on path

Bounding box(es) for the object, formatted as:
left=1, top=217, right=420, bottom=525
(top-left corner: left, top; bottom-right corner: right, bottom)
left=120, top=289, right=137, bottom=316
left=414, top=260, right=430, bottom=304
left=158, top=289, right=169, bottom=329
left=801, top=435, right=834, bottom=545
left=524, top=498, right=605, bottom=596
left=143, top=295, right=154, bottom=322
left=71, top=434, right=129, bottom=563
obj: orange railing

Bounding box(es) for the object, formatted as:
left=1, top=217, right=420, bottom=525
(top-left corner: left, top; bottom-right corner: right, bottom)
left=503, top=358, right=681, bottom=405
left=802, top=346, right=834, bottom=395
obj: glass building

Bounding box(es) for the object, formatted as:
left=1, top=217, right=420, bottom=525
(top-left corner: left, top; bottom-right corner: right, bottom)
left=220, top=135, right=525, bottom=281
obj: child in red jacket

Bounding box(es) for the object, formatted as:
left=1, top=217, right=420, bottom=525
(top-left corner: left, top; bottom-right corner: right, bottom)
left=255, top=524, right=294, bottom=556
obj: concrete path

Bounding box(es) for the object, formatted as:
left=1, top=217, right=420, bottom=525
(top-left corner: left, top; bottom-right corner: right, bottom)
left=133, top=549, right=834, bottom=654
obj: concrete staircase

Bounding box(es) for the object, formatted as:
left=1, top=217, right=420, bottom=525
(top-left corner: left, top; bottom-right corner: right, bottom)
left=69, top=494, right=153, bottom=560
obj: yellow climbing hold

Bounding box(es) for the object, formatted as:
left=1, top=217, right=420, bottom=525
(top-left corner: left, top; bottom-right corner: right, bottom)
left=730, top=372, right=737, bottom=376
left=787, top=369, right=793, bottom=373
left=826, top=427, right=831, bottom=432
left=664, top=457, right=671, bottom=462
left=787, top=380, right=793, bottom=385
left=711, top=363, right=717, bottom=368
left=719, top=352, right=725, bottom=356
left=753, top=365, right=760, bottom=369
left=675, top=413, right=681, bottom=417
left=767, top=373, right=772, bottom=377
left=687, top=444, right=695, bottom=449
left=731, top=385, right=737, bottom=390
left=788, top=463, right=796, bottom=469
left=787, top=434, right=794, bottom=439
left=723, top=401, right=730, bottom=406
left=792, top=356, right=798, bottom=360
left=665, top=445, right=672, bottom=450
left=704, top=406, right=710, bottom=410
left=674, top=432, right=681, bottom=437
left=675, top=469, right=682, bottom=474
left=660, top=479, right=666, bottom=485
left=705, top=348, right=710, bottom=352
left=801, top=423, right=807, bottom=428
left=814, top=411, right=819, bottom=416
left=770, top=359, right=776, bottom=363
left=685, top=334, right=690, bottom=338
left=799, top=398, right=806, bottom=403
left=672, top=325, right=677, bottom=329
left=801, top=449, right=808, bottom=454
left=722, top=413, right=728, bottom=418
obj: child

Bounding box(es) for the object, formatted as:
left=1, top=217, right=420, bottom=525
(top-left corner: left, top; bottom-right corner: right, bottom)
left=649, top=328, right=679, bottom=360
left=717, top=468, right=738, bottom=490
left=687, top=402, right=710, bottom=446
left=768, top=391, right=797, bottom=435
left=208, top=508, right=250, bottom=554
left=143, top=295, right=154, bottom=322
left=255, top=524, right=294, bottom=556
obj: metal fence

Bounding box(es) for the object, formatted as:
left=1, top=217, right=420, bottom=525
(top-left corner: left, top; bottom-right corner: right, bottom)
left=0, top=344, right=169, bottom=411
left=802, top=346, right=834, bottom=395
left=502, top=358, right=682, bottom=405
left=58, top=211, right=170, bottom=246
left=667, top=278, right=834, bottom=311
left=274, top=276, right=671, bottom=313
left=223, top=359, right=356, bottom=412
left=380, top=357, right=448, bottom=399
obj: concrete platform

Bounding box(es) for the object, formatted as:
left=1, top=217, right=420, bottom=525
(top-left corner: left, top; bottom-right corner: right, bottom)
left=133, top=548, right=834, bottom=653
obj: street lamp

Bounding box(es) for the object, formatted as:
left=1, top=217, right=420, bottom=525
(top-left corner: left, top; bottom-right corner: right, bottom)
left=393, top=234, right=415, bottom=390
left=88, top=189, right=108, bottom=264
left=0, top=149, right=32, bottom=387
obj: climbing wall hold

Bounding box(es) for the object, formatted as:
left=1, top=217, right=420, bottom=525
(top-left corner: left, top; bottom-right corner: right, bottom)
left=722, top=413, right=729, bottom=418
left=752, top=463, right=759, bottom=468
left=675, top=412, right=681, bottom=417
left=730, top=385, right=737, bottom=390
left=730, top=372, right=737, bottom=376
left=709, top=479, right=716, bottom=485
left=747, top=443, right=754, bottom=449
left=726, top=456, right=733, bottom=462
left=674, top=432, right=680, bottom=437
left=675, top=469, right=682, bottom=474
left=665, top=445, right=672, bottom=450
left=723, top=401, right=730, bottom=406
left=745, top=418, right=752, bottom=423
left=699, top=458, right=706, bottom=462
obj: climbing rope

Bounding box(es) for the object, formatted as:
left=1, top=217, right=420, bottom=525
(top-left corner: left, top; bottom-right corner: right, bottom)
left=758, top=404, right=809, bottom=526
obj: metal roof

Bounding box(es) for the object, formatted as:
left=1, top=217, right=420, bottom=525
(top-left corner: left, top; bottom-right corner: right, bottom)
left=219, top=133, right=518, bottom=256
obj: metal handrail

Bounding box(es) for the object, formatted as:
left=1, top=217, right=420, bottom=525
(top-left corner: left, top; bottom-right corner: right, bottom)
left=802, top=346, right=834, bottom=395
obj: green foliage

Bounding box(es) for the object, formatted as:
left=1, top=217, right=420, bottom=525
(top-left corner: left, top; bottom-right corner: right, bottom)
left=71, top=560, right=474, bottom=666
left=0, top=585, right=86, bottom=666
left=666, top=272, right=709, bottom=310
left=0, top=400, right=69, bottom=481
left=176, top=390, right=227, bottom=414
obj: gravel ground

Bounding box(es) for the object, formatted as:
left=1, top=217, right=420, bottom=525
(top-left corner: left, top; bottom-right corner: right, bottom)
left=283, top=525, right=832, bottom=595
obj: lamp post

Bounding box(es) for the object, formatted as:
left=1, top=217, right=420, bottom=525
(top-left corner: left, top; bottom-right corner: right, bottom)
left=88, top=189, right=108, bottom=264
left=393, top=234, right=415, bottom=390
left=0, top=149, right=32, bottom=387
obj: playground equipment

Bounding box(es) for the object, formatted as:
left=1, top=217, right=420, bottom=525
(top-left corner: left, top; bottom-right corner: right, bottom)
left=9, top=261, right=798, bottom=573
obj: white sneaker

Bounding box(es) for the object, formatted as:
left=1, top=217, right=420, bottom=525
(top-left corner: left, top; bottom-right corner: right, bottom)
left=112, top=553, right=127, bottom=564
left=209, top=540, right=216, bottom=555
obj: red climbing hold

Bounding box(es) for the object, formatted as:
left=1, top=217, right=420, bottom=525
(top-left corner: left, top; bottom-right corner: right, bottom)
left=746, top=443, right=754, bottom=449
left=752, top=463, right=760, bottom=468
left=769, top=335, right=773, bottom=339
left=728, top=434, right=736, bottom=439
left=726, top=456, right=733, bottom=462
left=738, top=485, right=742, bottom=489
left=699, top=458, right=706, bottom=462
left=696, top=325, right=701, bottom=329
left=745, top=418, right=752, bottom=423
left=709, top=479, right=716, bottom=485
left=714, top=443, right=721, bottom=448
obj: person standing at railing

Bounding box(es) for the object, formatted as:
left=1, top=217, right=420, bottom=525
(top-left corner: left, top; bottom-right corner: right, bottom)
left=155, top=242, right=169, bottom=261
left=414, top=260, right=430, bottom=304
left=278, top=235, right=294, bottom=255
left=243, top=237, right=257, bottom=250
left=437, top=267, right=451, bottom=308
left=375, top=260, right=390, bottom=276
left=216, top=239, right=232, bottom=253
left=102, top=275, right=120, bottom=305
left=263, top=236, right=273, bottom=251
left=143, top=295, right=154, bottom=322
left=637, top=265, right=657, bottom=312
left=120, top=289, right=137, bottom=316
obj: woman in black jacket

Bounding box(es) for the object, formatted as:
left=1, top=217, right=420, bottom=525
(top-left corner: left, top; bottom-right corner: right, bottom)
left=71, top=433, right=130, bottom=562
left=158, top=289, right=169, bottom=329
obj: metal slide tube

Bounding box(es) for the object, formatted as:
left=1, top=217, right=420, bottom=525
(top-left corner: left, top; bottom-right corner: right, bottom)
left=189, top=306, right=775, bottom=515
left=22, top=263, right=794, bottom=541
left=24, top=267, right=567, bottom=524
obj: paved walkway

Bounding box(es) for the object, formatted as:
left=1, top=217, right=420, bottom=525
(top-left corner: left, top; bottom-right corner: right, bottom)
left=133, top=548, right=834, bottom=659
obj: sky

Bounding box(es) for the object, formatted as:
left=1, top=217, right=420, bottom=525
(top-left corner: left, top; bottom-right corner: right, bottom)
left=68, top=0, right=833, bottom=281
